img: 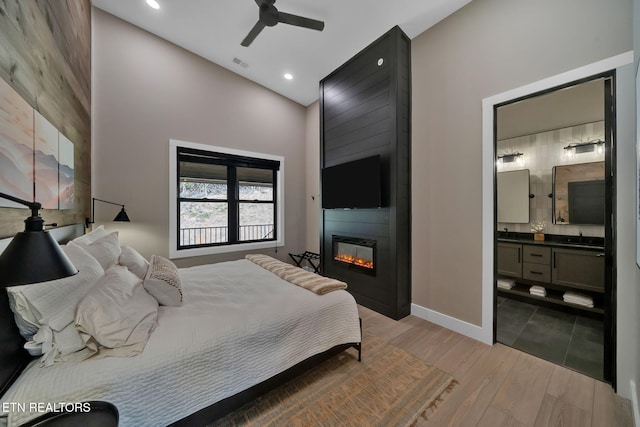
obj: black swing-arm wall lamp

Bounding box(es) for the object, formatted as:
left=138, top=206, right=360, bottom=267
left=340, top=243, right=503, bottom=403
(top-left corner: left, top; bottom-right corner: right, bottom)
left=0, top=191, right=78, bottom=286
left=85, top=198, right=131, bottom=229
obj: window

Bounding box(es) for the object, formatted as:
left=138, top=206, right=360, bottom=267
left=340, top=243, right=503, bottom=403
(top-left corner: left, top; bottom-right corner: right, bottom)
left=169, top=140, right=284, bottom=258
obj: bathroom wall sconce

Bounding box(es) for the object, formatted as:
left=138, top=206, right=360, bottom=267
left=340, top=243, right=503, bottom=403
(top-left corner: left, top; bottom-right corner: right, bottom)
left=497, top=152, right=524, bottom=164
left=563, top=139, right=605, bottom=155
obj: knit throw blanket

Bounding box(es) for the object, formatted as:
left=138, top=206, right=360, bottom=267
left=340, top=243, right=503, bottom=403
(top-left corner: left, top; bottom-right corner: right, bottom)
left=245, top=254, right=347, bottom=295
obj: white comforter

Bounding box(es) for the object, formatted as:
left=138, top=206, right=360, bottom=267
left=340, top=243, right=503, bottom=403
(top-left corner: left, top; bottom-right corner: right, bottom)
left=1, top=259, right=361, bottom=427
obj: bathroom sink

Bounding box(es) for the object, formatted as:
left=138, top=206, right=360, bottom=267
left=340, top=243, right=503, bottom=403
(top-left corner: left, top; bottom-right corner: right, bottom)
left=548, top=236, right=604, bottom=250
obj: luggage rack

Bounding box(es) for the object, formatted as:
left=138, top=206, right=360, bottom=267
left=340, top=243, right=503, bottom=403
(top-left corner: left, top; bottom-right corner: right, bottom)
left=288, top=251, right=321, bottom=274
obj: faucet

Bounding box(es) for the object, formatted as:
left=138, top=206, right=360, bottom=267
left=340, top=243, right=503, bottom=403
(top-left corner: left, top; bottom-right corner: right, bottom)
left=578, top=231, right=583, bottom=242
left=503, top=227, right=509, bottom=237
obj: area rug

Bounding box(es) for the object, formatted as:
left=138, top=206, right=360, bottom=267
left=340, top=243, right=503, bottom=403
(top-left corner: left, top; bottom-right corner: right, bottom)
left=209, top=335, right=457, bottom=426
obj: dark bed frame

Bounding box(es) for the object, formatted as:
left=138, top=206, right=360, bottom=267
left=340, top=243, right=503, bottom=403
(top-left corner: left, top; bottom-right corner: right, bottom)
left=0, top=224, right=362, bottom=426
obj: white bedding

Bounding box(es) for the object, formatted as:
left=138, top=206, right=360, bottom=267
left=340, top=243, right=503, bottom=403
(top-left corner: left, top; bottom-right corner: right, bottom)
left=1, top=259, right=361, bottom=427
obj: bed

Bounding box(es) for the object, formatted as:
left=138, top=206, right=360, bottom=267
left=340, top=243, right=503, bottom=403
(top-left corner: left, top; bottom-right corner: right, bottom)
left=0, top=225, right=361, bottom=427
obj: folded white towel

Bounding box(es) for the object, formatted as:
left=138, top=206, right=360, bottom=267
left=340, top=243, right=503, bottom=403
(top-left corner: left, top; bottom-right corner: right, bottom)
left=564, top=295, right=593, bottom=303
left=563, top=291, right=590, bottom=299
left=563, top=290, right=594, bottom=307
left=529, top=285, right=546, bottom=297
left=563, top=291, right=593, bottom=304
left=564, top=296, right=593, bottom=304
left=564, top=298, right=594, bottom=308
left=497, top=279, right=515, bottom=290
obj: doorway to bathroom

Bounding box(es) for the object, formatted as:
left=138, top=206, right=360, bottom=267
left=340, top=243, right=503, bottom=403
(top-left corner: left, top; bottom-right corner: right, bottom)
left=493, top=73, right=615, bottom=384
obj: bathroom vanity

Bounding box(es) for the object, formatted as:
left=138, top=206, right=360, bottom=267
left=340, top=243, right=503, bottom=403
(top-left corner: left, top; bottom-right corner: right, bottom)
left=497, top=235, right=605, bottom=315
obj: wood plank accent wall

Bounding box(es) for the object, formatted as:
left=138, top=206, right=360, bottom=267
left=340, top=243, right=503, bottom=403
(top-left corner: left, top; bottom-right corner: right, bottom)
left=320, top=26, right=411, bottom=320
left=0, top=0, right=91, bottom=237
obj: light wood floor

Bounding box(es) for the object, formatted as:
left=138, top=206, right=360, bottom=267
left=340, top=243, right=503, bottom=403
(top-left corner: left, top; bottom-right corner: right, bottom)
left=358, top=305, right=633, bottom=427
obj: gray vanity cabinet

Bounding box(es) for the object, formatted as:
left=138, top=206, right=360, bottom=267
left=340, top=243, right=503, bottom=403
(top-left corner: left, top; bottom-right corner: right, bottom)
left=497, top=242, right=522, bottom=277
left=551, top=248, right=605, bottom=292
left=497, top=239, right=605, bottom=314
left=522, top=246, right=551, bottom=283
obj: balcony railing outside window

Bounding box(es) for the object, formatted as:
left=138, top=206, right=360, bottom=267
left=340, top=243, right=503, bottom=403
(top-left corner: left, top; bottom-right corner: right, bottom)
left=180, top=224, right=274, bottom=246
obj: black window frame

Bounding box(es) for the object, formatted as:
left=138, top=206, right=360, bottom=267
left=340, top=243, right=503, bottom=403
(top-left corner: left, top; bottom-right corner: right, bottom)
left=176, top=146, right=279, bottom=250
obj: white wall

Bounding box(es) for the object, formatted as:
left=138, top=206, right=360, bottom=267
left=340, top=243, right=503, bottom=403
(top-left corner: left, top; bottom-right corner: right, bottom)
left=92, top=9, right=307, bottom=267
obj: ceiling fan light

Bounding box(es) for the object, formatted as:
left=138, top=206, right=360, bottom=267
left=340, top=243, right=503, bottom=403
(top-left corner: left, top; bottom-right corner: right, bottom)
left=146, top=0, right=160, bottom=10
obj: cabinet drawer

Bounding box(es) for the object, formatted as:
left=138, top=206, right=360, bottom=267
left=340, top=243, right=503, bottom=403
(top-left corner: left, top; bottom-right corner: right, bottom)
left=523, top=245, right=551, bottom=265
left=523, top=262, right=551, bottom=282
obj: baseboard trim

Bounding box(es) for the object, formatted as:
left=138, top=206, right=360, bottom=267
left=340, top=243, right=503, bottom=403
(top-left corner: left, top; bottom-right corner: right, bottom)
left=411, top=303, right=492, bottom=345
left=631, top=380, right=639, bottom=427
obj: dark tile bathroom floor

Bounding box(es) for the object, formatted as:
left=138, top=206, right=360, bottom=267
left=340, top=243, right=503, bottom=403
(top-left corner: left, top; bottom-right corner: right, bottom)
left=497, top=296, right=604, bottom=381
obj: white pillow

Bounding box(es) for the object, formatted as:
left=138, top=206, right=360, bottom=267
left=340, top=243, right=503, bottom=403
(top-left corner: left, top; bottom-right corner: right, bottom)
left=119, top=245, right=149, bottom=280
left=70, top=231, right=121, bottom=270
left=6, top=245, right=105, bottom=364
left=72, top=224, right=107, bottom=245
left=75, top=265, right=158, bottom=358
left=144, top=255, right=183, bottom=306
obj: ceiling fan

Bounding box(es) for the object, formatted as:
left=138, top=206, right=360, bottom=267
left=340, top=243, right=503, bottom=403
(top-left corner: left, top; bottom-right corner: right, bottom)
left=241, top=0, right=325, bottom=47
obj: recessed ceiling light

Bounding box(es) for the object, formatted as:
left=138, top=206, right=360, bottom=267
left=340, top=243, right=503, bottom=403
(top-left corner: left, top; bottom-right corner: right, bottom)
left=146, top=0, right=160, bottom=10
left=284, top=73, right=293, bottom=80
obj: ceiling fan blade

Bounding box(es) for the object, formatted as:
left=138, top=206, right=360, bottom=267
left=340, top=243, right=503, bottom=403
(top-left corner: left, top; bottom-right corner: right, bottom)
left=277, top=12, right=324, bottom=31
left=241, top=21, right=266, bottom=47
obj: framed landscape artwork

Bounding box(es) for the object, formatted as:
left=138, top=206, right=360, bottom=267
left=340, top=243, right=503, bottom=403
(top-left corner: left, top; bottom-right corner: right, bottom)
left=0, top=77, right=74, bottom=210
left=35, top=111, right=59, bottom=209
left=58, top=134, right=74, bottom=210
left=0, top=78, right=33, bottom=208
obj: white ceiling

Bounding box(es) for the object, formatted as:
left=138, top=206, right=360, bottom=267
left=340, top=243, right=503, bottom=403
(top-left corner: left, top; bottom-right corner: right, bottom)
left=497, top=79, right=605, bottom=140
left=91, top=0, right=471, bottom=106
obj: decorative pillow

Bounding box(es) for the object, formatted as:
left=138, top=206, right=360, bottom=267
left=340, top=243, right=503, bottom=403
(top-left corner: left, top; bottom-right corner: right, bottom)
left=143, top=255, right=183, bottom=306
left=70, top=231, right=121, bottom=270
left=75, top=265, right=158, bottom=358
left=6, top=245, right=105, bottom=364
left=119, top=245, right=149, bottom=280
left=71, top=224, right=107, bottom=245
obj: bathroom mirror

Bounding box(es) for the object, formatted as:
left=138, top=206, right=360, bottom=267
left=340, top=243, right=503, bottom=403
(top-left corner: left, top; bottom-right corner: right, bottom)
left=497, top=169, right=530, bottom=223
left=552, top=161, right=605, bottom=225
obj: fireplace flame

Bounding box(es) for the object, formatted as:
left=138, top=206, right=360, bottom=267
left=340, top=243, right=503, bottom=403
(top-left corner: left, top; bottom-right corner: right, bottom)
left=334, top=253, right=374, bottom=269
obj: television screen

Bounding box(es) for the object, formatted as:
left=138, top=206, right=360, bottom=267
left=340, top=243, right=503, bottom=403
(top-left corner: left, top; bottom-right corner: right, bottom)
left=322, top=155, right=381, bottom=209
left=568, top=180, right=605, bottom=225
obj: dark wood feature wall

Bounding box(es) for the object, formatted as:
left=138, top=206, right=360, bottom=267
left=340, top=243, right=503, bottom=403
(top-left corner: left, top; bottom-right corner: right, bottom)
left=0, top=0, right=91, bottom=237
left=320, top=26, right=411, bottom=320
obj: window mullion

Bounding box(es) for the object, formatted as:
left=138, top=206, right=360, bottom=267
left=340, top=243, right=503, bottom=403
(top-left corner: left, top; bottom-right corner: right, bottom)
left=272, top=169, right=277, bottom=242
left=228, top=166, right=239, bottom=243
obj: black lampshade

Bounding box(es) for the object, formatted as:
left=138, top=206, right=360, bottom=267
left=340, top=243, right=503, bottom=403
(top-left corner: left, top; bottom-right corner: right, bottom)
left=113, top=207, right=130, bottom=222
left=86, top=198, right=131, bottom=228
left=0, top=230, right=78, bottom=286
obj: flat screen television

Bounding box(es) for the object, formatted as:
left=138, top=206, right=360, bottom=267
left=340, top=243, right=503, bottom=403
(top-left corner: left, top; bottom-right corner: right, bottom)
left=568, top=180, right=605, bottom=225
left=322, top=155, right=382, bottom=209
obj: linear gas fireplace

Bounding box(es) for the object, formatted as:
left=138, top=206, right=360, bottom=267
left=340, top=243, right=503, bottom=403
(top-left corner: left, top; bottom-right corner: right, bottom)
left=332, top=235, right=376, bottom=276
